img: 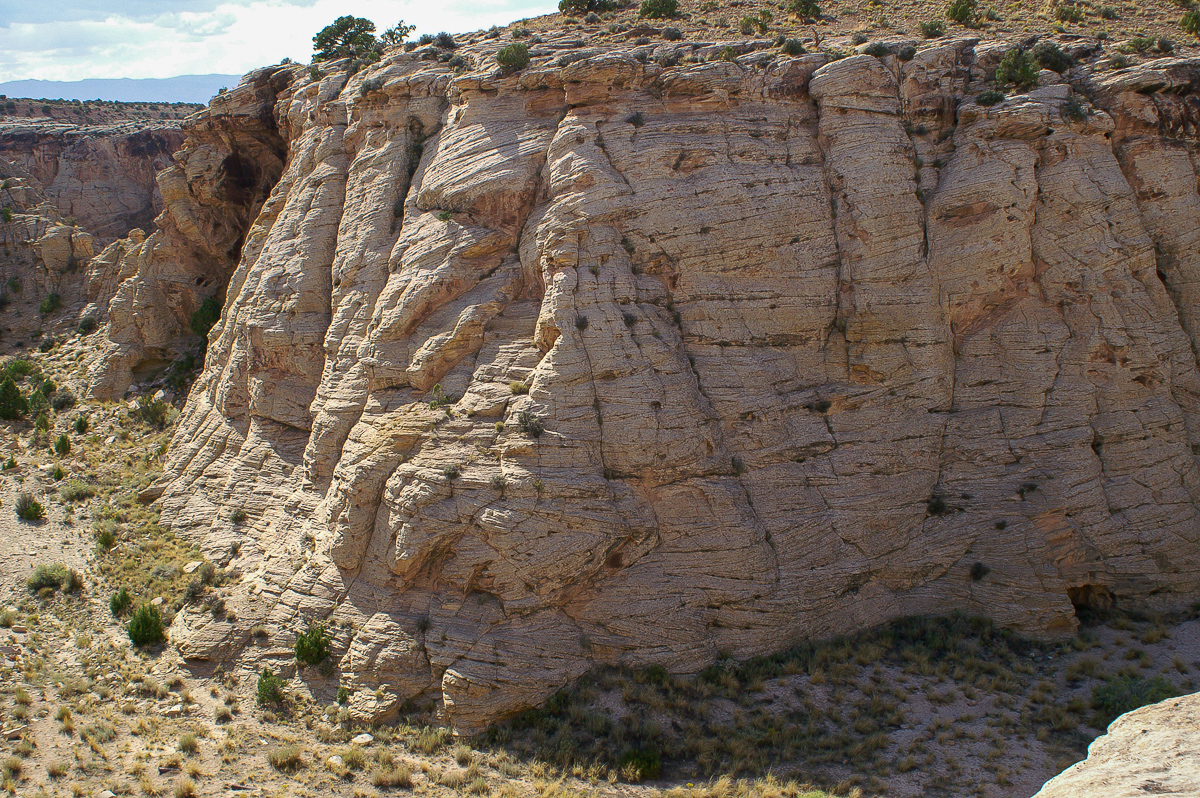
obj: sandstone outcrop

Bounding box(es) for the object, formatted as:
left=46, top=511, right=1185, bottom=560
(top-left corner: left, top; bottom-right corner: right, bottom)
left=0, top=118, right=185, bottom=242
left=1032, top=692, right=1200, bottom=797
left=83, top=69, right=289, bottom=399
left=100, top=35, right=1200, bottom=732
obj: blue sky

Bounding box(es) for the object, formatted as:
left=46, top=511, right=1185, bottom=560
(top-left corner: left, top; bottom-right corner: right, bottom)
left=0, top=0, right=558, bottom=82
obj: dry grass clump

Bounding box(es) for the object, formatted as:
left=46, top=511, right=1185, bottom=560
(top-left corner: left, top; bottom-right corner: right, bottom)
left=267, top=744, right=306, bottom=772
left=372, top=763, right=413, bottom=788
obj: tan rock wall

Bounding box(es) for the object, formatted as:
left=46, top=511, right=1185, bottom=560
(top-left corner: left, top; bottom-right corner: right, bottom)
left=124, top=42, right=1200, bottom=732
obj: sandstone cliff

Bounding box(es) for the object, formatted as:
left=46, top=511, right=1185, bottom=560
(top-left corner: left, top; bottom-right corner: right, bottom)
left=0, top=118, right=185, bottom=243
left=1033, top=690, right=1200, bottom=797
left=83, top=70, right=289, bottom=398
left=94, top=33, right=1200, bottom=732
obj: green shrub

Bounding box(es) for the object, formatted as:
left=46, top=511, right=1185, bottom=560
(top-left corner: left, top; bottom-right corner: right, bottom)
left=35, top=412, right=49, bottom=432
left=6, top=276, right=19, bottom=294
left=497, top=43, right=530, bottom=74
left=73, top=414, right=88, bottom=434
left=0, top=377, right=27, bottom=419
left=189, top=296, right=222, bottom=341
left=110, top=587, right=132, bottom=616
left=1063, top=95, right=1089, bottom=121
left=1032, top=40, right=1072, bottom=72
left=38, top=294, right=61, bottom=315
left=863, top=42, right=890, bottom=58
left=54, top=433, right=70, bottom=456
left=15, top=493, right=44, bottom=521
left=28, top=564, right=80, bottom=592
left=295, top=623, right=332, bottom=665
left=257, top=668, right=285, bottom=705
left=3, top=359, right=36, bottom=380
left=127, top=604, right=165, bottom=646
left=663, top=26, right=683, bottom=39
left=995, top=47, right=1039, bottom=88
left=1100, top=5, right=1117, bottom=18
left=135, top=398, right=172, bottom=429
left=312, top=15, right=379, bottom=62
left=1183, top=9, right=1200, bottom=34
left=337, top=685, right=352, bottom=704
left=898, top=45, right=917, bottom=61
left=517, top=410, right=545, bottom=438
left=51, top=387, right=76, bottom=411
left=639, top=0, right=678, bottom=18
left=781, top=38, right=806, bottom=55
left=851, top=32, right=868, bottom=45
left=1092, top=676, right=1180, bottom=727
left=946, top=0, right=977, bottom=25
left=788, top=0, right=821, bottom=19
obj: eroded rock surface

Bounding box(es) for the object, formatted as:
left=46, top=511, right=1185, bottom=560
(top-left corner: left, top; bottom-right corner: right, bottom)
left=0, top=119, right=184, bottom=242
left=84, top=68, right=290, bottom=399
left=1033, top=692, right=1200, bottom=797
left=103, top=38, right=1200, bottom=732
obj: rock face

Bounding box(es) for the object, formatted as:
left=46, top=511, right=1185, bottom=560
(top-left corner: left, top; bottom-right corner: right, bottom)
left=119, top=38, right=1200, bottom=732
left=1032, top=692, right=1200, bottom=797
left=83, top=69, right=289, bottom=399
left=0, top=119, right=185, bottom=243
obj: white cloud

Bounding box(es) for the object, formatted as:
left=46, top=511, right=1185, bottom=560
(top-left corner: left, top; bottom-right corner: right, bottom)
left=0, top=0, right=558, bottom=82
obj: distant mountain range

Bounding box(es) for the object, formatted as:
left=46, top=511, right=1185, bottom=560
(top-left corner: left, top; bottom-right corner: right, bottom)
left=0, top=75, right=244, bottom=104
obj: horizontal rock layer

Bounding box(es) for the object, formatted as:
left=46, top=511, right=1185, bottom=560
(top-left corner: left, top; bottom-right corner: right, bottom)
left=0, top=119, right=185, bottom=243
left=117, top=39, right=1200, bottom=732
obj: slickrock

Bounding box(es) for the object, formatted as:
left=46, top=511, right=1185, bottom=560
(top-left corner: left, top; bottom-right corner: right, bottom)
left=87, top=37, right=1200, bottom=732
left=1032, top=692, right=1200, bottom=797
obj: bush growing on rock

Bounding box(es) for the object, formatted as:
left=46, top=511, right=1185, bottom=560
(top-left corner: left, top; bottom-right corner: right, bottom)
left=127, top=603, right=165, bottom=646
left=781, top=38, right=806, bottom=55
left=1032, top=40, right=1073, bottom=72
left=38, top=293, right=61, bottom=315
left=51, top=387, right=75, bottom=411
left=53, top=433, right=70, bottom=456
left=313, top=16, right=379, bottom=62
left=295, top=623, right=332, bottom=665
left=497, top=43, right=531, bottom=74
left=257, top=667, right=285, bottom=705
left=976, top=89, right=1006, bottom=106
left=995, top=47, right=1039, bottom=88
left=189, top=296, right=221, bottom=342
left=517, top=410, right=545, bottom=438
